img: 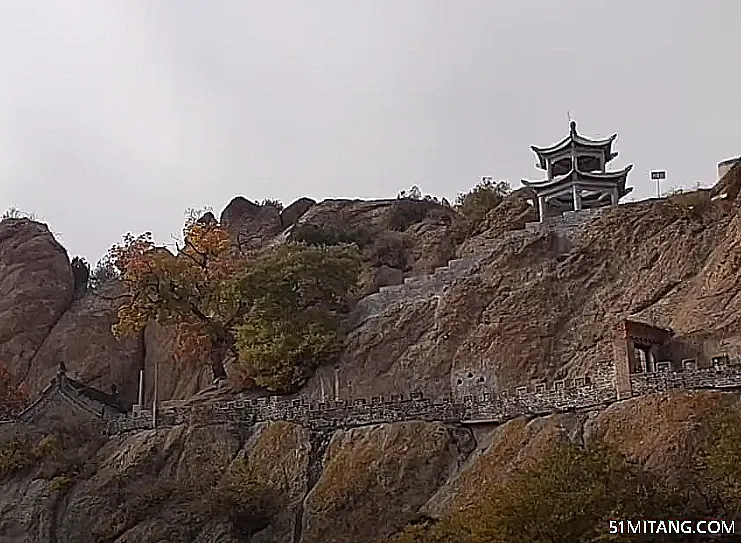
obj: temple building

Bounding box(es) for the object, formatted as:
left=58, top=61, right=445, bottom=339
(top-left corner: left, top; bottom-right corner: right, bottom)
left=522, top=121, right=633, bottom=221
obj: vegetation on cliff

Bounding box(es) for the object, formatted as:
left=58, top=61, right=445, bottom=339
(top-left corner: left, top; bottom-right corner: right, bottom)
left=234, top=243, right=361, bottom=391
left=454, top=178, right=511, bottom=226
left=0, top=361, right=28, bottom=418
left=108, top=209, right=360, bottom=393
left=384, top=408, right=741, bottom=543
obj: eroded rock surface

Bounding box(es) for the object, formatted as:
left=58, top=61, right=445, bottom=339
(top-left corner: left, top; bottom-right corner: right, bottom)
left=1, top=390, right=736, bottom=543
left=25, top=281, right=143, bottom=401
left=0, top=219, right=74, bottom=386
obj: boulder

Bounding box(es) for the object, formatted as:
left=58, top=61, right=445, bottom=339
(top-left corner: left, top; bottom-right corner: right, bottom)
left=0, top=219, right=74, bottom=386
left=280, top=197, right=316, bottom=228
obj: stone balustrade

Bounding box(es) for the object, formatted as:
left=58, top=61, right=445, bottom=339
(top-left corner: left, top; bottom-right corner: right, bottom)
left=9, top=359, right=741, bottom=435
left=630, top=358, right=741, bottom=395
left=99, top=359, right=741, bottom=436
left=104, top=374, right=617, bottom=435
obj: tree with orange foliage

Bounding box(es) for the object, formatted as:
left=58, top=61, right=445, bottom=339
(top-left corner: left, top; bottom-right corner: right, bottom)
left=110, top=207, right=362, bottom=391
left=0, top=361, right=29, bottom=418
left=109, top=210, right=245, bottom=380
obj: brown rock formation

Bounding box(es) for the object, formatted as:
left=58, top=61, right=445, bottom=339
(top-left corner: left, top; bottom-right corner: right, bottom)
left=0, top=219, right=74, bottom=386
left=26, top=281, right=144, bottom=402
left=280, top=197, right=315, bottom=227
left=4, top=182, right=741, bottom=541
left=318, top=193, right=738, bottom=400
left=220, top=196, right=283, bottom=251
left=1, top=390, right=734, bottom=543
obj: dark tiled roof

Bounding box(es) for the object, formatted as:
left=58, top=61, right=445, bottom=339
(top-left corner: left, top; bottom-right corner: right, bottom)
left=64, top=376, right=128, bottom=413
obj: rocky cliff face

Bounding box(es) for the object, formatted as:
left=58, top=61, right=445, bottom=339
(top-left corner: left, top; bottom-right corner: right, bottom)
left=0, top=197, right=468, bottom=406
left=0, top=389, right=735, bottom=543
left=3, top=164, right=741, bottom=542
left=310, top=181, right=738, bottom=401
left=0, top=219, right=74, bottom=388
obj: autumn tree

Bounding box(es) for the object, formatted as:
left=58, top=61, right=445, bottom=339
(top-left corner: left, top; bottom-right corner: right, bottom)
left=109, top=211, right=241, bottom=380
left=110, top=208, right=361, bottom=390
left=0, top=361, right=29, bottom=418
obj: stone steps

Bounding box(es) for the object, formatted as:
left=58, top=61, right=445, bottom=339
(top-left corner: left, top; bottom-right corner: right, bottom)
left=352, top=210, right=605, bottom=324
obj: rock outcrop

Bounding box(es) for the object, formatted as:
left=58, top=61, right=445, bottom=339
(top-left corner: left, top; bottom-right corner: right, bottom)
left=0, top=219, right=74, bottom=386
left=306, top=192, right=737, bottom=402
left=0, top=389, right=735, bottom=543
left=5, top=179, right=741, bottom=541
left=24, top=281, right=143, bottom=401
left=220, top=196, right=283, bottom=251
left=280, top=197, right=315, bottom=228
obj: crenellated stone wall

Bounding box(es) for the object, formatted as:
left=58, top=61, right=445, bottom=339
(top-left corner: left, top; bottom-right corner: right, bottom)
left=101, top=356, right=741, bottom=436
left=105, top=373, right=617, bottom=435
left=9, top=351, right=741, bottom=437
left=630, top=356, right=741, bottom=395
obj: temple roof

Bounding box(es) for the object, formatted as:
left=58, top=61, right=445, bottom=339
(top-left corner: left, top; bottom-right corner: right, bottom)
left=522, top=164, right=633, bottom=193
left=64, top=376, right=128, bottom=412
left=13, top=371, right=129, bottom=425
left=531, top=121, right=617, bottom=170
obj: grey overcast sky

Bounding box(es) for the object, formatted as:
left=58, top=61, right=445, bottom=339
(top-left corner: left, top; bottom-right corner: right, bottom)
left=0, top=1, right=739, bottom=263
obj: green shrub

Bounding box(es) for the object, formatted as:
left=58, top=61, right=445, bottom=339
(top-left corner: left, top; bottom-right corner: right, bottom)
left=381, top=440, right=687, bottom=543
left=216, top=459, right=283, bottom=535
left=235, top=311, right=342, bottom=392
left=89, top=257, right=120, bottom=289
left=386, top=201, right=431, bottom=231
left=290, top=223, right=373, bottom=248
left=71, top=256, right=90, bottom=296
left=0, top=438, right=36, bottom=475
left=234, top=243, right=361, bottom=392
left=1, top=206, right=38, bottom=221
left=455, top=178, right=510, bottom=224
left=47, top=475, right=73, bottom=492
left=261, top=198, right=284, bottom=212
left=0, top=432, right=60, bottom=477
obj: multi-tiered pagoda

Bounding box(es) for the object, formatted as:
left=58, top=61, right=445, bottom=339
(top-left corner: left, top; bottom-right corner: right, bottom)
left=522, top=121, right=633, bottom=221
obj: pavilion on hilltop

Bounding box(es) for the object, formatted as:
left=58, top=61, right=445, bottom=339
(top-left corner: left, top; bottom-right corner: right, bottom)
left=522, top=121, right=633, bottom=221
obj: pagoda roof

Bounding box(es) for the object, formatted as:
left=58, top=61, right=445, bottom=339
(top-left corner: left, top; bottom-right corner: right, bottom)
left=531, top=121, right=617, bottom=169
left=522, top=164, right=633, bottom=193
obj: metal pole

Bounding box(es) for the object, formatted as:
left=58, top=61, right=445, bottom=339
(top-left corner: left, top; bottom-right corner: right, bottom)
left=152, top=359, right=158, bottom=428
left=137, top=369, right=144, bottom=407
left=333, top=368, right=339, bottom=401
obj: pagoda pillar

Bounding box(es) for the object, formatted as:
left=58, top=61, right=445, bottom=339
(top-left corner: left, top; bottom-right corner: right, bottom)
left=610, top=187, right=619, bottom=207
left=537, top=195, right=546, bottom=222
left=572, top=184, right=582, bottom=211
